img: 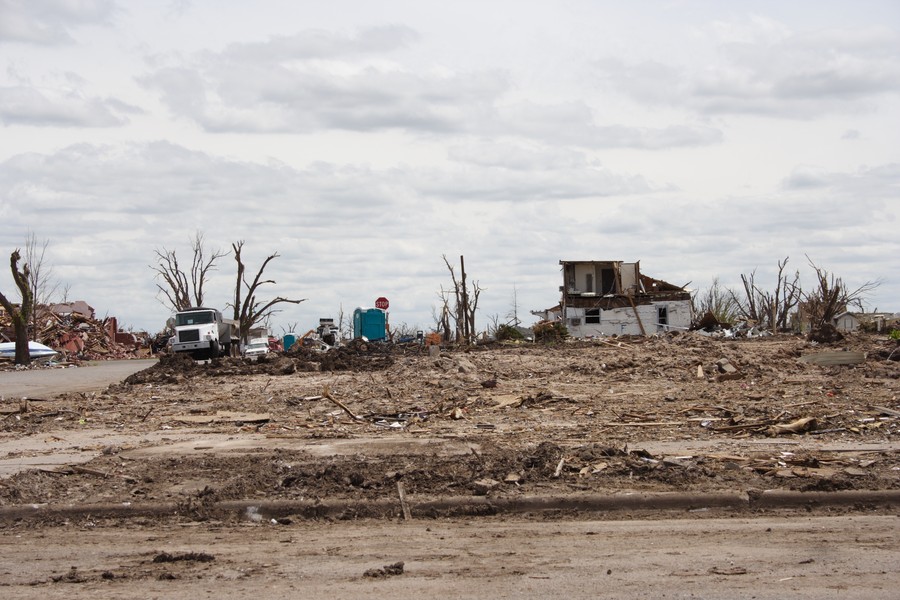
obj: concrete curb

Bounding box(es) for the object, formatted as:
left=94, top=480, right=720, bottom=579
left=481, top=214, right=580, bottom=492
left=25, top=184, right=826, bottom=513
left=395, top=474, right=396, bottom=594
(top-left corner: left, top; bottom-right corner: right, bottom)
left=2, top=489, right=898, bottom=522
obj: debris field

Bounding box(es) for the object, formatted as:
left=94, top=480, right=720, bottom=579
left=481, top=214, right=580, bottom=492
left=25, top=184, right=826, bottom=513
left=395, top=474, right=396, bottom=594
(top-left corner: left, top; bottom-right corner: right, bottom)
left=0, top=332, right=898, bottom=518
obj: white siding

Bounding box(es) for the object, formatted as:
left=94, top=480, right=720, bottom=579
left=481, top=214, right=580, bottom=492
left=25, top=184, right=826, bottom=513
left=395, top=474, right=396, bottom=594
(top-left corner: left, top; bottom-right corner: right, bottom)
left=566, top=300, right=692, bottom=337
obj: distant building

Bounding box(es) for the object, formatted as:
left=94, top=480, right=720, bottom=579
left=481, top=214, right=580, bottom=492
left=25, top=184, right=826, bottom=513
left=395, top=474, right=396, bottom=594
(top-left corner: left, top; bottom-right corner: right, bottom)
left=558, top=260, right=692, bottom=337
left=833, top=311, right=896, bottom=333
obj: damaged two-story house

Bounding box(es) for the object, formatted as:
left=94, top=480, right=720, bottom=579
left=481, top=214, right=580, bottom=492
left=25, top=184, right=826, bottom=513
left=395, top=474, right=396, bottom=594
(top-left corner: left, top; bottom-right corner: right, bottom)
left=559, top=260, right=692, bottom=337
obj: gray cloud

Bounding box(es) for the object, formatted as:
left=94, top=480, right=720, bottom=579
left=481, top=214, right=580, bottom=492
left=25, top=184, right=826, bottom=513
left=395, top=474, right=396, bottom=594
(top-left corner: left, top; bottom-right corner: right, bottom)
left=0, top=84, right=139, bottom=126
left=782, top=163, right=900, bottom=200
left=595, top=22, right=900, bottom=118
left=141, top=61, right=507, bottom=134
left=496, top=101, right=723, bottom=149
left=447, top=141, right=591, bottom=170
left=138, top=32, right=719, bottom=149
left=0, top=0, right=116, bottom=45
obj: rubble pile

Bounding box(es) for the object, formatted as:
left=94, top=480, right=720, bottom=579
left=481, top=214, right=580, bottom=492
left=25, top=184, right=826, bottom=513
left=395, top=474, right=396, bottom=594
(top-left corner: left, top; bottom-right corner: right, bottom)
left=0, top=303, right=148, bottom=363
left=285, top=337, right=397, bottom=371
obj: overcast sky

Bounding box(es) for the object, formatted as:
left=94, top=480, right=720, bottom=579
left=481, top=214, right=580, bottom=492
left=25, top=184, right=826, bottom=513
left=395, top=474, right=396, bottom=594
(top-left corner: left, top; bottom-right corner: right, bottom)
left=1, top=0, right=898, bottom=336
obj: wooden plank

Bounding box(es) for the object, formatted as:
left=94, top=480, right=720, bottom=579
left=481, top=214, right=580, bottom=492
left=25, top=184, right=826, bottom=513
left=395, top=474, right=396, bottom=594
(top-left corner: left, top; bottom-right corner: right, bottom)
left=798, top=351, right=866, bottom=366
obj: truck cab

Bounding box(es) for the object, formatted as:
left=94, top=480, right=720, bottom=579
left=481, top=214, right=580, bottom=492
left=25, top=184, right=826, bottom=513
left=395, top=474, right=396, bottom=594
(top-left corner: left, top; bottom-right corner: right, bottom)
left=171, top=307, right=238, bottom=359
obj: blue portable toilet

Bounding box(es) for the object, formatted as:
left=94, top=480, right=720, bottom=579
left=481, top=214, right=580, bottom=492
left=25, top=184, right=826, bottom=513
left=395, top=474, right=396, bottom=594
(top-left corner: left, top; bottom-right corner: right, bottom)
left=283, top=334, right=297, bottom=351
left=353, top=308, right=387, bottom=341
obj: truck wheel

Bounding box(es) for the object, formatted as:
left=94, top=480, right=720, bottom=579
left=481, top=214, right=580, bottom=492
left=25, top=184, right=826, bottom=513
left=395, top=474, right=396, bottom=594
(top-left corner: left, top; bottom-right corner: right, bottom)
left=210, top=341, right=220, bottom=359
left=223, top=343, right=231, bottom=357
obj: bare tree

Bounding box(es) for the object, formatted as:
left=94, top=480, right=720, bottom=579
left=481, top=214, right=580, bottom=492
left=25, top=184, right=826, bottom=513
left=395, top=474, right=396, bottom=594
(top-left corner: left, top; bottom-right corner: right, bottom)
left=0, top=249, right=34, bottom=364
left=336, top=303, right=350, bottom=341
left=441, top=254, right=482, bottom=344
left=801, top=256, right=881, bottom=329
left=23, top=232, right=60, bottom=337
left=486, top=312, right=502, bottom=338
left=390, top=322, right=420, bottom=339
left=692, top=277, right=740, bottom=326
left=730, top=257, right=801, bottom=331
left=431, top=293, right=452, bottom=342
left=151, top=231, right=228, bottom=311
left=230, top=240, right=306, bottom=342
left=505, top=283, right=521, bottom=328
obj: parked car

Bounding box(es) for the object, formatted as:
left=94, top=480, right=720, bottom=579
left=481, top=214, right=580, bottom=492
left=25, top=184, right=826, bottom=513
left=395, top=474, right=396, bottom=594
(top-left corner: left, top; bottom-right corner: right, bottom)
left=243, top=337, right=270, bottom=359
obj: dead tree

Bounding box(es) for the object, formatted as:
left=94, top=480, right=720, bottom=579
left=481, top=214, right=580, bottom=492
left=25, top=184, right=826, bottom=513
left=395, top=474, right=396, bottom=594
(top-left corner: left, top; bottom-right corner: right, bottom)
left=730, top=257, right=801, bottom=331
left=23, top=232, right=60, bottom=338
left=691, top=277, right=740, bottom=326
left=432, top=292, right=453, bottom=342
left=802, top=257, right=881, bottom=329
left=505, top=283, right=521, bottom=328
left=230, top=240, right=306, bottom=342
left=151, top=231, right=228, bottom=311
left=0, top=249, right=34, bottom=364
left=441, top=254, right=482, bottom=344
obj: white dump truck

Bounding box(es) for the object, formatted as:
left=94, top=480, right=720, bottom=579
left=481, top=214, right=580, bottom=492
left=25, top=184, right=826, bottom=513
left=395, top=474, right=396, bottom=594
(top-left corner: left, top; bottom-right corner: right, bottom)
left=171, top=307, right=239, bottom=359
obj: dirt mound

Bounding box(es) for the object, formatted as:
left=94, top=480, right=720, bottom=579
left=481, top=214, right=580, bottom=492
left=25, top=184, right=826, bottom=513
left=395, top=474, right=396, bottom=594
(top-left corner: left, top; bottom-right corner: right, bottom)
left=287, top=338, right=395, bottom=371
left=124, top=342, right=397, bottom=385
left=808, top=323, right=845, bottom=344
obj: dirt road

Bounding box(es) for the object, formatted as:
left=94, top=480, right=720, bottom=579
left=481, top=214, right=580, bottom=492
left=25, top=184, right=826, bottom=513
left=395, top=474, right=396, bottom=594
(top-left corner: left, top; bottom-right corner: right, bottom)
left=2, top=515, right=897, bottom=599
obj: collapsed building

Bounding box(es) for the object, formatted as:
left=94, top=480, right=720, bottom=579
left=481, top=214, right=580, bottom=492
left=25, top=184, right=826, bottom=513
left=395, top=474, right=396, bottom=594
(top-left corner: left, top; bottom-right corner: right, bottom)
left=1, top=300, right=147, bottom=361
left=557, top=260, right=692, bottom=337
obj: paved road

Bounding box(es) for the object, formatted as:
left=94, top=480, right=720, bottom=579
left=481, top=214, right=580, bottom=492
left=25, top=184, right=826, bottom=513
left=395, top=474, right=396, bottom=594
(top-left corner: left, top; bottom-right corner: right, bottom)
left=0, top=359, right=156, bottom=399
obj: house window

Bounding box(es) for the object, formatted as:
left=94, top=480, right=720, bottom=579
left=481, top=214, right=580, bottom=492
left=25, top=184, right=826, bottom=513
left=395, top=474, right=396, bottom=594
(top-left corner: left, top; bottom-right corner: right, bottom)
left=657, top=306, right=668, bottom=330
left=586, top=309, right=601, bottom=324
left=601, top=268, right=616, bottom=294
left=585, top=273, right=593, bottom=293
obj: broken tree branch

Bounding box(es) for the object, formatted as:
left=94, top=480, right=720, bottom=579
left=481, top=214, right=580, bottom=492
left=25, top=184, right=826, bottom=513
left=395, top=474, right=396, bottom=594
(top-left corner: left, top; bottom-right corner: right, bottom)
left=322, top=386, right=363, bottom=421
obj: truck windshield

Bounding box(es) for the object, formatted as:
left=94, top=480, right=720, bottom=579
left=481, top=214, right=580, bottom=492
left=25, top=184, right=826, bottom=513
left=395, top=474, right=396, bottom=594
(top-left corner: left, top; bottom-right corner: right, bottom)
left=176, top=311, right=215, bottom=326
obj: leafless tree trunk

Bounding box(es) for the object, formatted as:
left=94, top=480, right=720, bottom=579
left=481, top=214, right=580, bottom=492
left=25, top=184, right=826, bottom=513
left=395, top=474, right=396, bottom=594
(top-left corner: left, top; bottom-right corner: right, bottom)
left=432, top=292, right=453, bottom=342
left=506, top=284, right=521, bottom=327
left=691, top=277, right=740, bottom=326
left=730, top=257, right=801, bottom=331
left=802, top=256, right=881, bottom=329
left=151, top=231, right=228, bottom=312
left=441, top=254, right=482, bottom=344
left=23, top=232, right=60, bottom=338
left=0, top=249, right=34, bottom=364
left=337, top=303, right=350, bottom=341
left=486, top=313, right=502, bottom=338
left=230, top=241, right=306, bottom=342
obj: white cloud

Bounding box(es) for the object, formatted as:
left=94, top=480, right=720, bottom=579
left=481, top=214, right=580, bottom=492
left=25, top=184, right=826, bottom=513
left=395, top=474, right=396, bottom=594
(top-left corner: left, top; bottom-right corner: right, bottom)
left=0, top=84, right=139, bottom=126
left=0, top=0, right=116, bottom=45
left=596, top=19, right=900, bottom=118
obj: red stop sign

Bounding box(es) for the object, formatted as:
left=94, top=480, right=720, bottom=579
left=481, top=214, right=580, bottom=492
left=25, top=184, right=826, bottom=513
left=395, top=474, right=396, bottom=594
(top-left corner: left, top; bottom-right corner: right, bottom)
left=375, top=297, right=389, bottom=310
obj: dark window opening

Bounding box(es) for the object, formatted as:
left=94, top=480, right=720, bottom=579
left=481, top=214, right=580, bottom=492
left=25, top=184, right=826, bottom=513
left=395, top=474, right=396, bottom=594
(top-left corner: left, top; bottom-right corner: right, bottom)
left=586, top=308, right=601, bottom=324
left=600, top=268, right=616, bottom=294
left=657, top=306, right=668, bottom=329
